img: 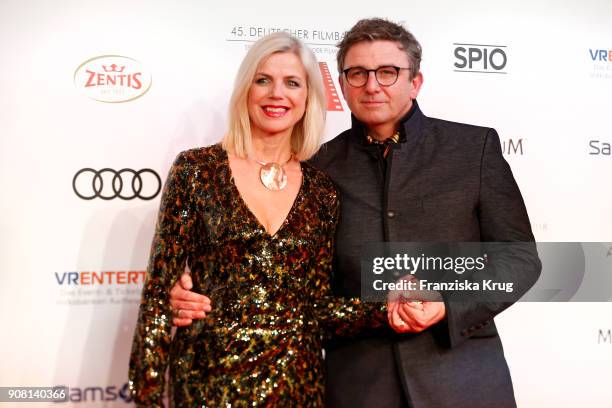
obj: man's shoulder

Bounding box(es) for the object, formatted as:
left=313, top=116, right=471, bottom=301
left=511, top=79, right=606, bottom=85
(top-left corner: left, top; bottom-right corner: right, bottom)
left=308, top=130, right=352, bottom=169
left=425, top=117, right=492, bottom=135
left=322, top=129, right=352, bottom=151
left=424, top=115, right=495, bottom=139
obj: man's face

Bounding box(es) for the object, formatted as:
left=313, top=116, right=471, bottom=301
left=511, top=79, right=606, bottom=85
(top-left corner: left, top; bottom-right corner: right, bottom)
left=340, top=40, right=423, bottom=135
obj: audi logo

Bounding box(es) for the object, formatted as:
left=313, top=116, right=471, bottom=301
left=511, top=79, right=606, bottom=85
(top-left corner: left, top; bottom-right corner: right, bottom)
left=72, top=168, right=162, bottom=200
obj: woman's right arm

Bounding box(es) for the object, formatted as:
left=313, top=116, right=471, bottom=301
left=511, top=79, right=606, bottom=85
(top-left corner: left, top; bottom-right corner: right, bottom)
left=128, top=152, right=196, bottom=407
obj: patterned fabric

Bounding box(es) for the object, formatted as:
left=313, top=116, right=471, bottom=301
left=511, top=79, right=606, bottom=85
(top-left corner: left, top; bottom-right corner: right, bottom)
left=129, top=144, right=386, bottom=407
left=366, top=131, right=400, bottom=158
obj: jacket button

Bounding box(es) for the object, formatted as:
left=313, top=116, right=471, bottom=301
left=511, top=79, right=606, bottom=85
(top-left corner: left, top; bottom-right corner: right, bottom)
left=387, top=210, right=396, bottom=218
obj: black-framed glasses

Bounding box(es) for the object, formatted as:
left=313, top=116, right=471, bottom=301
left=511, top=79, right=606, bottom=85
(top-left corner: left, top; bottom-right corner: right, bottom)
left=342, top=66, right=410, bottom=87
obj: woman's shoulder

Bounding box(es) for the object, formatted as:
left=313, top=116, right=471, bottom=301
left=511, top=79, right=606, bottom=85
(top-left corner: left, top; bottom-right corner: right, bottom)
left=168, top=144, right=226, bottom=188
left=175, top=143, right=225, bottom=166
left=173, top=144, right=226, bottom=171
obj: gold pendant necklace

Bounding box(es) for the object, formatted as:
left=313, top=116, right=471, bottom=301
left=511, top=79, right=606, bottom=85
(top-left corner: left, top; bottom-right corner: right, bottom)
left=255, top=155, right=292, bottom=191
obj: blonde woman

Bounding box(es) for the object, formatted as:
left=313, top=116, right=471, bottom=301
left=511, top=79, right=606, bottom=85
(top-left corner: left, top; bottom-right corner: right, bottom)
left=129, top=32, right=388, bottom=407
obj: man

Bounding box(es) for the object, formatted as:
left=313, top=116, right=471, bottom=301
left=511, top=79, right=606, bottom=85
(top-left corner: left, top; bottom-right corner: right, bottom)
left=168, top=18, right=541, bottom=407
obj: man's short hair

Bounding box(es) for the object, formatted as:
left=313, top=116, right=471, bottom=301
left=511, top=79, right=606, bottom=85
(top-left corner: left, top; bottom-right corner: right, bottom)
left=336, top=18, right=422, bottom=79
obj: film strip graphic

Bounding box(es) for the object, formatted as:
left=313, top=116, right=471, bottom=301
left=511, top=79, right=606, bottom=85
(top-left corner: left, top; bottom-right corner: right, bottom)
left=318, top=62, right=343, bottom=111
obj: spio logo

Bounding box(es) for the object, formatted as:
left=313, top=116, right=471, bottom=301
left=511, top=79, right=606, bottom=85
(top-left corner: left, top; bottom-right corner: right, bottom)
left=453, top=43, right=508, bottom=74
left=74, top=55, right=152, bottom=103
left=72, top=168, right=162, bottom=200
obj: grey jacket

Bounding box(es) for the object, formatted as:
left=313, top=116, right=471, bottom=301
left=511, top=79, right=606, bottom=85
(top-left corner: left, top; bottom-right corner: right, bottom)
left=309, top=102, right=541, bottom=408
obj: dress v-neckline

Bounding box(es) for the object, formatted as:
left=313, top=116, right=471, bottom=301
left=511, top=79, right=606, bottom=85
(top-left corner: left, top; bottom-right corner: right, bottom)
left=223, top=148, right=305, bottom=238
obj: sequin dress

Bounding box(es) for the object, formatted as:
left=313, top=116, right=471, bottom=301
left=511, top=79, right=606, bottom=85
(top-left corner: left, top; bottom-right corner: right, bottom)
left=129, top=144, right=387, bottom=407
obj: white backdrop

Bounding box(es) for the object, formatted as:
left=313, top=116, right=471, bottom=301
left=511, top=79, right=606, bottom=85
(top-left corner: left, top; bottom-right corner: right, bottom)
left=1, top=0, right=611, bottom=406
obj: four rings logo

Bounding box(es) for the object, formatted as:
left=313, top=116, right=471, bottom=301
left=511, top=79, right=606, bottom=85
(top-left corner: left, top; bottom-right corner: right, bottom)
left=72, top=168, right=162, bottom=200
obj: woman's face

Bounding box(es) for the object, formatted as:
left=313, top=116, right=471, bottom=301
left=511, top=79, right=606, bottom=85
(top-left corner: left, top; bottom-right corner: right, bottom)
left=247, top=52, right=308, bottom=140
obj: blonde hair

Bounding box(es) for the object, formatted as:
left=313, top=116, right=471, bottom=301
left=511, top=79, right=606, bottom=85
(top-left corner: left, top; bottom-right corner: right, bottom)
left=222, top=32, right=326, bottom=161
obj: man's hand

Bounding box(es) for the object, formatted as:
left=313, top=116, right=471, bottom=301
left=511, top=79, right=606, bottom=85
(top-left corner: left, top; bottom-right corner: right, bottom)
left=169, top=272, right=211, bottom=327
left=386, top=273, right=446, bottom=333
left=387, top=299, right=446, bottom=333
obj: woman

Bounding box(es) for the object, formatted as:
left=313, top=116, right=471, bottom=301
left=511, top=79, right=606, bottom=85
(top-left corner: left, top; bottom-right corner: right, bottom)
left=129, top=32, right=388, bottom=407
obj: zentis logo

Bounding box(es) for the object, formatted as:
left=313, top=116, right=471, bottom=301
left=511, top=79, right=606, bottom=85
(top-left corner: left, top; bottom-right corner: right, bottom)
left=74, top=55, right=152, bottom=103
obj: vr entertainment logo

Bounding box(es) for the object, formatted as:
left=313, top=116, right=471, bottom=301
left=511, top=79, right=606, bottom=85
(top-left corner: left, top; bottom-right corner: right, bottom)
left=589, top=49, right=612, bottom=62
left=55, top=271, right=145, bottom=306
left=55, top=271, right=146, bottom=285
left=588, top=48, right=612, bottom=79
left=453, top=43, right=508, bottom=74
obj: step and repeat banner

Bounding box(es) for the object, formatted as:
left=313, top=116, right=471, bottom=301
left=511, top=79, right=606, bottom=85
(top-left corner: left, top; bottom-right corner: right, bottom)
left=1, top=0, right=611, bottom=407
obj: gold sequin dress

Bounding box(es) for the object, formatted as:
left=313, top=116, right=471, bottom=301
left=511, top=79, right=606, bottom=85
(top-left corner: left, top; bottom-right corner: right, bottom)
left=129, top=144, right=386, bottom=407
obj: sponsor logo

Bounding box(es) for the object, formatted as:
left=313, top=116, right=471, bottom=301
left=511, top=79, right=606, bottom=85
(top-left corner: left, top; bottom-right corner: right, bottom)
left=453, top=43, right=508, bottom=74
left=54, top=383, right=132, bottom=403
left=589, top=49, right=612, bottom=62
left=502, top=138, right=524, bottom=156
left=72, top=168, right=162, bottom=200
left=599, top=329, right=612, bottom=344
left=318, top=62, right=343, bottom=111
left=55, top=271, right=146, bottom=285
left=229, top=26, right=344, bottom=42
left=589, top=140, right=611, bottom=156
left=588, top=49, right=612, bottom=79
left=55, top=271, right=145, bottom=306
left=74, top=55, right=152, bottom=103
